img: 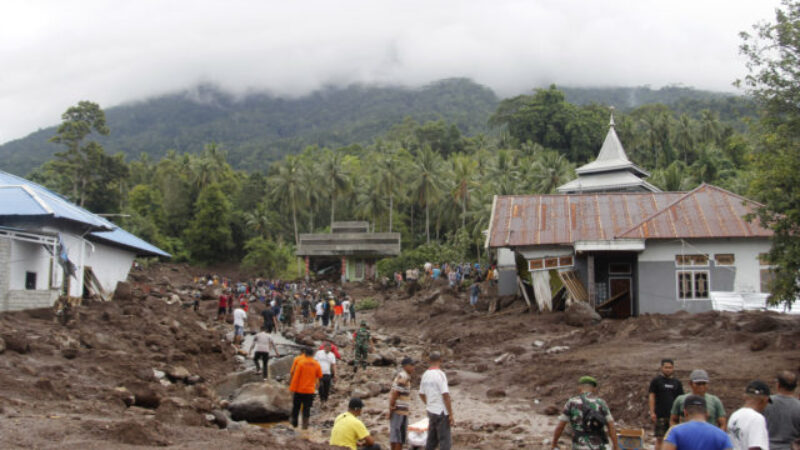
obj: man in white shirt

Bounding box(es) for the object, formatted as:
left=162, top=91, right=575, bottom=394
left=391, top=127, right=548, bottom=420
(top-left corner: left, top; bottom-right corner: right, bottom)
left=728, top=380, right=772, bottom=450
left=419, top=351, right=453, bottom=450
left=249, top=330, right=280, bottom=379
left=232, top=306, right=247, bottom=346
left=342, top=298, right=351, bottom=326
left=314, top=341, right=337, bottom=406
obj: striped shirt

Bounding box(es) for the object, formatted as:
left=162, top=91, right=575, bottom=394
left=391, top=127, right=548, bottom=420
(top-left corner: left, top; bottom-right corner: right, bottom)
left=391, top=369, right=412, bottom=415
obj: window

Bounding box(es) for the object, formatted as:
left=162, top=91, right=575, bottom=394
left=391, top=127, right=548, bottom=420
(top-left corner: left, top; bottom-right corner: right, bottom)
left=759, top=253, right=775, bottom=293
left=528, top=255, right=574, bottom=272
left=25, top=272, right=37, bottom=290
left=714, top=254, right=735, bottom=266
left=676, top=254, right=708, bottom=266
left=677, top=271, right=709, bottom=299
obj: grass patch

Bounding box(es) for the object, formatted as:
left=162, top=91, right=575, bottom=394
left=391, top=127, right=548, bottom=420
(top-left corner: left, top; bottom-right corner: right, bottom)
left=355, top=297, right=380, bottom=311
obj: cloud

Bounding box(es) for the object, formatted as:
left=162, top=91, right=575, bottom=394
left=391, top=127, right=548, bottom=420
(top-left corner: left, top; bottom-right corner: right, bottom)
left=0, top=0, right=778, bottom=144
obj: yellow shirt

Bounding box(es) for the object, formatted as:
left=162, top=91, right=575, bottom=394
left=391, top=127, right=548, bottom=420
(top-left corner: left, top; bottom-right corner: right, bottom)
left=330, top=412, right=370, bottom=450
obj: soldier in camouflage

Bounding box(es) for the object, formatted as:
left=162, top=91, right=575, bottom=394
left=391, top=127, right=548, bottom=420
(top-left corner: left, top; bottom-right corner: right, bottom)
left=552, top=376, right=620, bottom=450
left=353, top=320, right=373, bottom=372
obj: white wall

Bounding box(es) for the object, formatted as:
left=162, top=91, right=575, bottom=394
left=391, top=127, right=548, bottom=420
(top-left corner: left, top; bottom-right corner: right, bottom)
left=85, top=242, right=135, bottom=294
left=638, top=238, right=771, bottom=293
left=8, top=240, right=51, bottom=290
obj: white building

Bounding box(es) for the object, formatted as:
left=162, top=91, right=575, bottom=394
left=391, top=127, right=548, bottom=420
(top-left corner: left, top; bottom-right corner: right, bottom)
left=0, top=170, right=170, bottom=312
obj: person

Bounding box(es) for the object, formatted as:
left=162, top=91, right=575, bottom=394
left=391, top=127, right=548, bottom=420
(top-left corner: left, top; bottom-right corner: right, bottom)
left=314, top=342, right=337, bottom=406
left=469, top=280, right=480, bottom=307
left=354, top=321, right=373, bottom=372
left=448, top=269, right=457, bottom=288
left=389, top=357, right=415, bottom=450
left=649, top=359, right=685, bottom=450
left=552, top=376, right=619, bottom=450
left=663, top=394, right=733, bottom=450
left=764, top=370, right=800, bottom=450
left=334, top=300, right=344, bottom=330
left=419, top=351, right=454, bottom=450
left=261, top=305, right=278, bottom=333
left=319, top=341, right=342, bottom=359
left=301, top=296, right=311, bottom=324
left=217, top=292, right=228, bottom=320
left=232, top=305, right=247, bottom=346
left=315, top=299, right=325, bottom=324
left=349, top=299, right=357, bottom=326
left=322, top=297, right=331, bottom=327
left=671, top=369, right=727, bottom=430
left=289, top=347, right=322, bottom=429
left=342, top=297, right=352, bottom=326
left=727, top=380, right=771, bottom=450
left=249, top=329, right=280, bottom=379
left=330, top=397, right=381, bottom=450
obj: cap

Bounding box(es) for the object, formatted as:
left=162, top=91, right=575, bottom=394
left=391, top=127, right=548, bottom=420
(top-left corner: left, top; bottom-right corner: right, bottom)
left=684, top=394, right=706, bottom=407
left=401, top=357, right=416, bottom=366
left=348, top=397, right=365, bottom=410
left=690, top=369, right=709, bottom=383
left=745, top=380, right=772, bottom=398
left=360, top=320, right=367, bottom=326
left=578, top=376, right=598, bottom=387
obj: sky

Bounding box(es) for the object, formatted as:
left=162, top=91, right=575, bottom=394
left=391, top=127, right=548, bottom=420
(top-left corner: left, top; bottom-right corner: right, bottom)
left=0, top=0, right=779, bottom=144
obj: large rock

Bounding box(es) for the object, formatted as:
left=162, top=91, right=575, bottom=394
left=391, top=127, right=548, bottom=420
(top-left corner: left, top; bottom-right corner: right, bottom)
left=268, top=355, right=295, bottom=381
left=564, top=301, right=601, bottom=327
left=114, top=281, right=133, bottom=302
left=1, top=333, right=30, bottom=354
left=166, top=366, right=191, bottom=382
left=228, top=380, right=291, bottom=423
left=215, top=371, right=265, bottom=399
left=201, top=286, right=222, bottom=300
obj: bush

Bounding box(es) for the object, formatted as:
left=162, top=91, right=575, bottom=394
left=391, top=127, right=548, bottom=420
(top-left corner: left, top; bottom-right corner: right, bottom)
left=241, top=237, right=293, bottom=278
left=355, top=297, right=380, bottom=311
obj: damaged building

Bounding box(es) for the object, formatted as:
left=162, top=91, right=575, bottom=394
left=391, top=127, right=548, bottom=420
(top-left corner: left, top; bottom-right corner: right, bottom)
left=487, top=113, right=775, bottom=317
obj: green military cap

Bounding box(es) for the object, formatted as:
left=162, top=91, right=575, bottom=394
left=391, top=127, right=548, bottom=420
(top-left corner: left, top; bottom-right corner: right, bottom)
left=578, top=376, right=598, bottom=387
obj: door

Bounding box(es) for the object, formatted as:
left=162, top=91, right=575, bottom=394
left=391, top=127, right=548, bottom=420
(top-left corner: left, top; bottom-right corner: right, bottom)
left=608, top=278, right=632, bottom=318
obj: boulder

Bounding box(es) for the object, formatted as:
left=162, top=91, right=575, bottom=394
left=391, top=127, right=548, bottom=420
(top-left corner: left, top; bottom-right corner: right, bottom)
left=228, top=380, right=292, bottom=423
left=114, top=281, right=133, bottom=302
left=351, top=387, right=371, bottom=400
left=130, top=386, right=161, bottom=409
left=564, top=301, right=602, bottom=327
left=166, top=366, right=191, bottom=382
left=365, top=381, right=382, bottom=398
left=268, top=355, right=295, bottom=381
left=1, top=333, right=30, bottom=354
left=486, top=388, right=506, bottom=398
left=211, top=409, right=229, bottom=429
left=750, top=336, right=769, bottom=352
left=215, top=371, right=265, bottom=399
left=155, top=396, right=205, bottom=426
left=0, top=337, right=5, bottom=354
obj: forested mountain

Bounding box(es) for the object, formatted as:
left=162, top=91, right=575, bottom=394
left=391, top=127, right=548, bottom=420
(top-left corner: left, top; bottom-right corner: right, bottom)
left=0, top=79, right=754, bottom=176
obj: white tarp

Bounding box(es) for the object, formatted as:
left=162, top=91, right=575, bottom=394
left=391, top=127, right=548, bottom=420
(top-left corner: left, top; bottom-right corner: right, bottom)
left=710, top=291, right=800, bottom=315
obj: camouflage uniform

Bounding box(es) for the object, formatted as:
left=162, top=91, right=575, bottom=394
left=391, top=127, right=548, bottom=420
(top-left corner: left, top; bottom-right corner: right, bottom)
left=558, top=393, right=614, bottom=450
left=354, top=326, right=370, bottom=371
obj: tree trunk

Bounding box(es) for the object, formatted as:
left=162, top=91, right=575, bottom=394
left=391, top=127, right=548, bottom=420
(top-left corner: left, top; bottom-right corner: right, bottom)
left=388, top=194, right=393, bottom=233
left=425, top=203, right=430, bottom=244
left=291, top=193, right=299, bottom=246
left=330, top=193, right=335, bottom=231
left=462, top=194, right=467, bottom=228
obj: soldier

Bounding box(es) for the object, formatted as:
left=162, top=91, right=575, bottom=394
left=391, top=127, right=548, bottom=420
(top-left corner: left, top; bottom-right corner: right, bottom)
left=552, top=376, right=620, bottom=450
left=353, top=320, right=373, bottom=373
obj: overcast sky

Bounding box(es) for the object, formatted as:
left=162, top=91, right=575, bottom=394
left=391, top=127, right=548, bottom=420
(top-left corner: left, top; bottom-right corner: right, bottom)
left=0, top=0, right=778, bottom=144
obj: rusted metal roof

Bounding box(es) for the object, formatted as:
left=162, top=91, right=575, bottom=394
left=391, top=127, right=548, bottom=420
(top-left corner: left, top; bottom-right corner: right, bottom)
left=487, top=184, right=771, bottom=248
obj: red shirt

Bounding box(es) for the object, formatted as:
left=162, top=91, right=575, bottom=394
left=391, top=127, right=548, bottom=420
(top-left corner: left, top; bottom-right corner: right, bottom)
left=218, top=295, right=228, bottom=308
left=318, top=344, right=341, bottom=359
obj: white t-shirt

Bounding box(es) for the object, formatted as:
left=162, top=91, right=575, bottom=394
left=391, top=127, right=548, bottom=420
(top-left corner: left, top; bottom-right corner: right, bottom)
left=314, top=350, right=336, bottom=375
left=315, top=302, right=324, bottom=316
left=341, top=300, right=351, bottom=314
left=728, top=406, right=769, bottom=450
left=252, top=332, right=274, bottom=353
left=233, top=308, right=247, bottom=327
left=420, top=368, right=450, bottom=415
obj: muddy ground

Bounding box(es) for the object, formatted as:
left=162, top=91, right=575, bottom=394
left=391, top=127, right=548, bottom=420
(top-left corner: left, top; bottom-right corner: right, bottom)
left=1, top=263, right=798, bottom=449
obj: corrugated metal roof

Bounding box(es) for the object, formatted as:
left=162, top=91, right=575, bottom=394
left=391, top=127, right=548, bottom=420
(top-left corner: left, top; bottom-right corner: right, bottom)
left=487, top=184, right=771, bottom=248
left=0, top=169, right=170, bottom=258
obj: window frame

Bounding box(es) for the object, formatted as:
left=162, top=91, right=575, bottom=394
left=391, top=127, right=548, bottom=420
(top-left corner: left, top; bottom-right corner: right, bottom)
left=676, top=269, right=711, bottom=300
left=675, top=254, right=709, bottom=267
left=25, top=271, right=37, bottom=290
left=758, top=253, right=775, bottom=293
left=714, top=253, right=735, bottom=266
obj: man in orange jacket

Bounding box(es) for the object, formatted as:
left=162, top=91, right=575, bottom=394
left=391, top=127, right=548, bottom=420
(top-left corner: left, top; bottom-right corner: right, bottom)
left=289, top=347, right=323, bottom=429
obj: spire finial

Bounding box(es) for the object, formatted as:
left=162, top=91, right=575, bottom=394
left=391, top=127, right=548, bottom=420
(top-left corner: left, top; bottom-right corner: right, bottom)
left=609, top=106, right=616, bottom=128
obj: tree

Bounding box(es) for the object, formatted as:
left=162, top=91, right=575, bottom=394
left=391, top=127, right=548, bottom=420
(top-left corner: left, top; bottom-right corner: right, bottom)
left=271, top=155, right=302, bottom=244
left=185, top=183, right=234, bottom=264
left=738, top=0, right=800, bottom=306
left=375, top=150, right=405, bottom=232
left=320, top=149, right=351, bottom=228
left=412, top=147, right=445, bottom=243
left=49, top=101, right=111, bottom=206
left=241, top=236, right=293, bottom=278
left=528, top=150, right=575, bottom=194
left=451, top=154, right=477, bottom=228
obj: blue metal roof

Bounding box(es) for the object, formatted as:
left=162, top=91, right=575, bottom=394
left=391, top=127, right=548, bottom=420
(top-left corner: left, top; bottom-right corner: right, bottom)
left=0, top=169, right=170, bottom=258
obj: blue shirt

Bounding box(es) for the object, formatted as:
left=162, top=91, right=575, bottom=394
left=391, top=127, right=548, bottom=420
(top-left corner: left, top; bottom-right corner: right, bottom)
left=665, top=420, right=732, bottom=450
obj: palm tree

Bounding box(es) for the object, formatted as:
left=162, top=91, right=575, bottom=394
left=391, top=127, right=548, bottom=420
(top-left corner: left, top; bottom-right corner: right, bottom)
left=355, top=175, right=388, bottom=230
left=451, top=154, right=477, bottom=229
left=529, top=151, right=575, bottom=194
left=375, top=151, right=404, bottom=232
left=298, top=156, right=321, bottom=233
left=412, top=147, right=444, bottom=243
left=271, top=155, right=302, bottom=245
left=320, top=149, right=351, bottom=229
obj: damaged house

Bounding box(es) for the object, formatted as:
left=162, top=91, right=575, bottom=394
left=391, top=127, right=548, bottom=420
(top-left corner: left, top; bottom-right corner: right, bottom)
left=487, top=114, right=775, bottom=317
left=0, top=170, right=170, bottom=312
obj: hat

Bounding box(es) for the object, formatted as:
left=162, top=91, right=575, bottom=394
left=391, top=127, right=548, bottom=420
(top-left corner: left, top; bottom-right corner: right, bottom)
left=401, top=357, right=416, bottom=366
left=360, top=320, right=367, bottom=326
left=578, top=376, right=598, bottom=387
left=684, top=394, right=706, bottom=408
left=690, top=369, right=710, bottom=383
left=348, top=397, right=365, bottom=410
left=746, top=380, right=772, bottom=398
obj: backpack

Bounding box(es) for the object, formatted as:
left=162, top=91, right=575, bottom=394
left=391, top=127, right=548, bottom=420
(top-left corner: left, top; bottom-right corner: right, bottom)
left=579, top=394, right=608, bottom=440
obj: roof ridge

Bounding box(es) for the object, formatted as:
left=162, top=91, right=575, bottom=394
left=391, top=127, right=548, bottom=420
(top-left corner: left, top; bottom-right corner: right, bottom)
left=615, top=184, right=706, bottom=238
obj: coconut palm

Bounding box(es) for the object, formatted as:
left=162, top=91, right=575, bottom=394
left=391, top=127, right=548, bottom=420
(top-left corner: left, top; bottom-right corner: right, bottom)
left=529, top=151, right=575, bottom=194
left=451, top=154, right=478, bottom=228
left=320, top=149, right=351, bottom=229
left=412, top=146, right=445, bottom=243
left=270, top=155, right=302, bottom=245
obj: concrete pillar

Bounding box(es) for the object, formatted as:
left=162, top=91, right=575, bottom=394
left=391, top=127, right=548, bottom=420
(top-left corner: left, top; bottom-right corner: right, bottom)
left=304, top=256, right=310, bottom=282
left=587, top=254, right=595, bottom=305
left=341, top=257, right=347, bottom=285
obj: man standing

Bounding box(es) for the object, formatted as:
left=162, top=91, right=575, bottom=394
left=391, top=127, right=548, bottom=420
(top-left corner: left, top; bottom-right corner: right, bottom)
left=727, top=380, right=771, bottom=450
left=330, top=397, right=381, bottom=450
left=353, top=321, right=373, bottom=373
left=261, top=305, right=278, bottom=333
left=764, top=370, right=800, bottom=450
left=342, top=297, right=351, bottom=327
left=314, top=342, right=337, bottom=407
left=389, top=357, right=416, bottom=450
left=552, top=376, right=619, bottom=450
left=249, top=329, right=280, bottom=379
left=671, top=369, right=727, bottom=430
left=663, top=395, right=733, bottom=450
left=419, top=351, right=453, bottom=450
left=469, top=280, right=480, bottom=308
left=289, top=347, right=322, bottom=429
left=217, top=291, right=228, bottom=320
left=232, top=305, right=247, bottom=346
left=649, top=359, right=684, bottom=450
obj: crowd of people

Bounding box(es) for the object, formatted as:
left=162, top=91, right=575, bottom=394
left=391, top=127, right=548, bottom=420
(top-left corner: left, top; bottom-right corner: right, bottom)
left=550, top=360, right=800, bottom=450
